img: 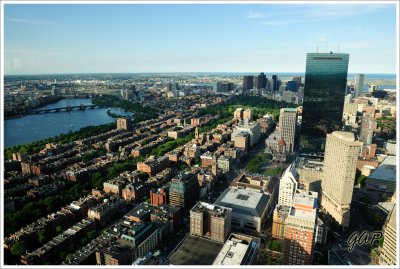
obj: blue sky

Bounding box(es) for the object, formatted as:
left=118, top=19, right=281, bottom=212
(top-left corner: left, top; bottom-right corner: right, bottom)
left=4, top=3, right=397, bottom=75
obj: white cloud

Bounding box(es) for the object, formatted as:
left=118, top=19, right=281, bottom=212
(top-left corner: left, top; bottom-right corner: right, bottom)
left=256, top=4, right=394, bottom=26
left=6, top=46, right=61, bottom=57
left=261, top=19, right=298, bottom=26
left=8, top=18, right=58, bottom=25
left=246, top=11, right=266, bottom=19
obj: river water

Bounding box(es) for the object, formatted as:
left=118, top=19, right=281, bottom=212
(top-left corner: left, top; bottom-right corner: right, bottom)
left=4, top=98, right=132, bottom=148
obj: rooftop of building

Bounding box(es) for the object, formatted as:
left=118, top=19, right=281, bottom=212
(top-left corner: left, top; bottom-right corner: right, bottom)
left=169, top=235, right=224, bottom=265
left=235, top=131, right=250, bottom=137
left=100, top=238, right=133, bottom=257
left=275, top=205, right=291, bottom=216
left=289, top=190, right=317, bottom=220
left=280, top=107, right=298, bottom=113
left=294, top=156, right=324, bottom=171
left=332, top=131, right=355, bottom=142
left=212, top=238, right=249, bottom=265
left=171, top=171, right=194, bottom=183
left=236, top=120, right=259, bottom=129
left=145, top=155, right=168, bottom=163
left=126, top=203, right=155, bottom=220
left=200, top=151, right=213, bottom=158
left=293, top=190, right=317, bottom=208
left=215, top=187, right=270, bottom=218
left=290, top=207, right=316, bottom=220
left=368, top=155, right=396, bottom=182
left=190, top=201, right=232, bottom=218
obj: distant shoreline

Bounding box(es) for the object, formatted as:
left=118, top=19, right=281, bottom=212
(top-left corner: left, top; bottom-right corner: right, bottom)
left=4, top=72, right=397, bottom=77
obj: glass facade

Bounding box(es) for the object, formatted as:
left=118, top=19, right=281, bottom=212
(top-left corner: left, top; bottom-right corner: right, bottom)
left=300, top=52, right=349, bottom=153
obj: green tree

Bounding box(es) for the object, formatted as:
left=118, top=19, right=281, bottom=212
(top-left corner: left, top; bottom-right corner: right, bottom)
left=378, top=237, right=384, bottom=247
left=59, top=251, right=68, bottom=261
left=55, top=225, right=63, bottom=235
left=86, top=230, right=96, bottom=240
left=10, top=240, right=27, bottom=257
left=357, top=175, right=367, bottom=187
left=37, top=229, right=50, bottom=245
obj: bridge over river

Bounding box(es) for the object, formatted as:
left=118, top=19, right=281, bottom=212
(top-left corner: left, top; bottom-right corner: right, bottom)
left=31, top=104, right=108, bottom=114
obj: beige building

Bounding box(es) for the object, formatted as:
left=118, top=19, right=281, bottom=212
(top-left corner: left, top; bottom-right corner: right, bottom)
left=234, top=132, right=249, bottom=150
left=190, top=201, right=232, bottom=243
left=295, top=157, right=324, bottom=194
left=234, top=108, right=244, bottom=121
left=321, top=132, right=362, bottom=229
left=231, top=121, right=261, bottom=147
left=272, top=205, right=290, bottom=239
left=116, top=118, right=132, bottom=131
left=379, top=205, right=397, bottom=266
left=243, top=108, right=253, bottom=122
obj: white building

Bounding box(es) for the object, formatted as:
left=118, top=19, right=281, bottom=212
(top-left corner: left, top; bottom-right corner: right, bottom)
left=212, top=233, right=260, bottom=265
left=278, top=164, right=298, bottom=207
left=215, top=187, right=271, bottom=233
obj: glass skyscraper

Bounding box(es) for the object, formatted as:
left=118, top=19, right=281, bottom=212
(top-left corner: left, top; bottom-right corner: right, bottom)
left=300, top=52, right=349, bottom=153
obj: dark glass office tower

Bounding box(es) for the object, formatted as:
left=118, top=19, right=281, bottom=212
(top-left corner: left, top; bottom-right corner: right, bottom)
left=300, top=52, right=349, bottom=153
left=243, top=75, right=254, bottom=92
left=256, top=72, right=267, bottom=89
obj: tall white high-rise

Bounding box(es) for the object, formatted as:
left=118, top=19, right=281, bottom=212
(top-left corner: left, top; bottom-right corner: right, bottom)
left=321, top=131, right=362, bottom=229
left=278, top=164, right=298, bottom=207
left=354, top=74, right=365, bottom=97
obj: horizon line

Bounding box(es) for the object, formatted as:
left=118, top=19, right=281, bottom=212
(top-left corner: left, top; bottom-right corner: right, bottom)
left=4, top=71, right=397, bottom=77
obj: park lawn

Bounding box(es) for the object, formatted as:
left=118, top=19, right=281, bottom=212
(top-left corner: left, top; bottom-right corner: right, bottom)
left=263, top=165, right=285, bottom=176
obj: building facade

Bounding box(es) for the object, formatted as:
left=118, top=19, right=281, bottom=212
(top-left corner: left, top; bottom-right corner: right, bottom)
left=278, top=165, right=298, bottom=207
left=116, top=118, right=132, bottom=131
left=321, top=132, right=362, bottom=229
left=379, top=206, right=397, bottom=266
left=354, top=74, right=365, bottom=97
left=283, top=190, right=318, bottom=265
left=169, top=172, right=199, bottom=211
left=279, top=108, right=299, bottom=152
left=243, top=76, right=254, bottom=92
left=300, top=52, right=349, bottom=153
left=231, top=121, right=261, bottom=147
left=190, top=201, right=232, bottom=243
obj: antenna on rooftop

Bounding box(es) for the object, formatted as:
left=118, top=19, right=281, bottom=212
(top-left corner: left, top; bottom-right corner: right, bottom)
left=316, top=46, right=319, bottom=53
left=337, top=45, right=340, bottom=52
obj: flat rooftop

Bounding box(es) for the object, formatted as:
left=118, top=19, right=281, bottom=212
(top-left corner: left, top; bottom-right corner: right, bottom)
left=332, top=131, right=355, bottom=142
left=191, top=202, right=232, bottom=218
left=293, top=191, right=316, bottom=209
left=368, top=156, right=396, bottom=182
left=215, top=187, right=269, bottom=218
left=290, top=207, right=316, bottom=220
left=169, top=235, right=223, bottom=265
left=290, top=191, right=317, bottom=220
left=295, top=157, right=324, bottom=171
left=212, top=238, right=249, bottom=265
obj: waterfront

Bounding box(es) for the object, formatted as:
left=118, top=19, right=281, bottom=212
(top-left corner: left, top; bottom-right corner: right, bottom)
left=4, top=98, right=132, bottom=148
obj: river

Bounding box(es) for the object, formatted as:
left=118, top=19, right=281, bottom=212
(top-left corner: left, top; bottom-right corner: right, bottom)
left=4, top=98, right=132, bottom=148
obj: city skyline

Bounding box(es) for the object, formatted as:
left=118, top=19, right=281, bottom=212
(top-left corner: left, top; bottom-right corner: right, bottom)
left=4, top=3, right=397, bottom=75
